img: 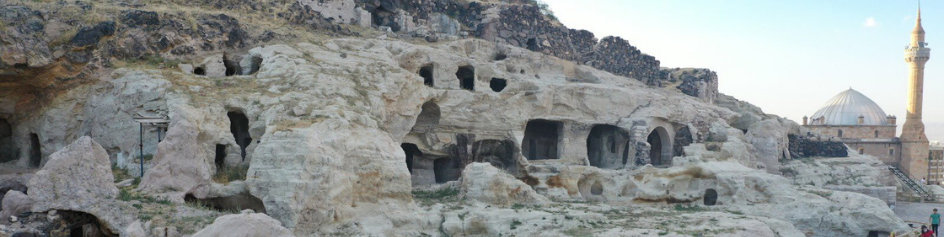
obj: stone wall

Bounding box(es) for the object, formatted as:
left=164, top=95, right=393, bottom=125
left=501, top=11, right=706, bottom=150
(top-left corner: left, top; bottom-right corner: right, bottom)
left=659, top=68, right=719, bottom=102
left=806, top=125, right=897, bottom=140
left=787, top=135, right=848, bottom=158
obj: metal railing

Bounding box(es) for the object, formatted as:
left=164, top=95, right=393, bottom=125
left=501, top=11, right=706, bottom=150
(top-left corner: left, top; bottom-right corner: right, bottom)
left=888, top=165, right=935, bottom=202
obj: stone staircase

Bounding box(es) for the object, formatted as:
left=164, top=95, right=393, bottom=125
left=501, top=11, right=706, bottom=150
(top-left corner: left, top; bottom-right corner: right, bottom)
left=889, top=165, right=935, bottom=202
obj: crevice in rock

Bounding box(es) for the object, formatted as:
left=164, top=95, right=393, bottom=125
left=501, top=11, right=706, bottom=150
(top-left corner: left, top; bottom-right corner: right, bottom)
left=419, top=64, right=434, bottom=87
left=456, top=66, right=475, bottom=91
left=29, top=133, right=41, bottom=168
left=587, top=125, right=630, bottom=169
left=13, top=63, right=28, bottom=69
left=227, top=111, right=252, bottom=161
left=489, top=78, right=506, bottom=92
left=471, top=139, right=518, bottom=175
left=185, top=193, right=266, bottom=214
left=402, top=143, right=420, bottom=174
left=522, top=119, right=562, bottom=160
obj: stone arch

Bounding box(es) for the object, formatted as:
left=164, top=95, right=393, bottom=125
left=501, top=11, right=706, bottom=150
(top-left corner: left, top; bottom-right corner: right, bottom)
left=29, top=133, right=41, bottom=168
left=227, top=111, right=252, bottom=161
left=0, top=118, right=14, bottom=163
left=471, top=139, right=518, bottom=175
left=419, top=64, right=434, bottom=87
left=587, top=125, right=630, bottom=169
left=522, top=119, right=563, bottom=160
left=413, top=101, right=440, bottom=132
left=456, top=66, right=475, bottom=90
left=647, top=126, right=671, bottom=166
left=704, top=189, right=718, bottom=206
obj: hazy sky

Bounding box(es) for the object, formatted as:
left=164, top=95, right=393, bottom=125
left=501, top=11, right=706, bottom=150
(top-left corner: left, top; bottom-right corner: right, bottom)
left=543, top=0, right=943, bottom=142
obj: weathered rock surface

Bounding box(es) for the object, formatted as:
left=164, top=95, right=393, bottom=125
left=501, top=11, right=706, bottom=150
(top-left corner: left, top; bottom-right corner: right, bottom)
left=192, top=213, right=294, bottom=237
left=459, top=163, right=548, bottom=206
left=0, top=190, right=32, bottom=222
left=27, top=136, right=118, bottom=210
left=138, top=118, right=214, bottom=202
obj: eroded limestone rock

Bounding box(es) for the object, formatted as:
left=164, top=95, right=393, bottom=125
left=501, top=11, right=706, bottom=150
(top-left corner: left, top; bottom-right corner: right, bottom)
left=459, top=163, right=548, bottom=206
left=191, top=213, right=294, bottom=237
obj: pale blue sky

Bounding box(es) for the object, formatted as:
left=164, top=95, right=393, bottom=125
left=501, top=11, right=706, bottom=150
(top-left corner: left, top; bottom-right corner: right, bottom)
left=543, top=0, right=944, bottom=141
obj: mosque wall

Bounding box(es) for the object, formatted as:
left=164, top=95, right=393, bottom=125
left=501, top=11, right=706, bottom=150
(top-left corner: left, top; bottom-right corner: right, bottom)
left=845, top=141, right=901, bottom=166
left=806, top=125, right=897, bottom=140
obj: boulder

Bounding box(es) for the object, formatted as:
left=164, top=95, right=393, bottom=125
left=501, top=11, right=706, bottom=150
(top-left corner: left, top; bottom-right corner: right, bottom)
left=0, top=190, right=32, bottom=222
left=192, top=213, right=294, bottom=237
left=138, top=118, right=214, bottom=202
left=459, top=163, right=549, bottom=206
left=27, top=136, right=118, bottom=210
left=746, top=119, right=790, bottom=174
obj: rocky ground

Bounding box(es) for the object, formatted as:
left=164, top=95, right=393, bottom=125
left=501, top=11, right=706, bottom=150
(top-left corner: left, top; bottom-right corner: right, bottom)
left=0, top=0, right=923, bottom=236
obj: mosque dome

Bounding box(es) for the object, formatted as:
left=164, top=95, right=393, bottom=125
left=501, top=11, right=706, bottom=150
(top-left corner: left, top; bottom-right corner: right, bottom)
left=809, top=89, right=889, bottom=126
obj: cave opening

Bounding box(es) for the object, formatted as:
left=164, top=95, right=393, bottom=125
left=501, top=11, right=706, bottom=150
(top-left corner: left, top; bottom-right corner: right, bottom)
left=526, top=38, right=539, bottom=51
left=227, top=111, right=252, bottom=161
left=587, top=125, right=630, bottom=169
left=370, top=6, right=399, bottom=32
left=412, top=101, right=440, bottom=133
left=56, top=210, right=114, bottom=237
left=590, top=181, right=603, bottom=195
left=29, top=133, right=41, bottom=168
left=489, top=78, right=507, bottom=92
left=215, top=144, right=227, bottom=169
left=193, top=66, right=206, bottom=76
left=246, top=56, right=263, bottom=75
left=419, top=64, right=434, bottom=87
left=493, top=52, right=507, bottom=61
left=704, top=189, right=718, bottom=206
left=401, top=143, right=421, bottom=174
left=223, top=55, right=241, bottom=76
left=471, top=139, right=518, bottom=175
left=522, top=119, right=562, bottom=160
left=456, top=66, right=475, bottom=91
left=0, top=118, right=14, bottom=163
left=647, top=127, right=670, bottom=166
left=433, top=157, right=461, bottom=184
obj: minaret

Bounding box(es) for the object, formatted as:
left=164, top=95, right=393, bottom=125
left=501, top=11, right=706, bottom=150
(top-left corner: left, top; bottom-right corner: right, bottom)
left=901, top=6, right=931, bottom=180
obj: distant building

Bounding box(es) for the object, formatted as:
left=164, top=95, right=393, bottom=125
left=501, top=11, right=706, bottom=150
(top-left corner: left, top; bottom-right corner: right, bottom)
left=803, top=9, right=936, bottom=183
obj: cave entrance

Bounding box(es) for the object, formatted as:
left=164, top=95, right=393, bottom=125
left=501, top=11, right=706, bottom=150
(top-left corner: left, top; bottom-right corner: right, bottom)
left=227, top=111, right=252, bottom=161
left=471, top=139, right=518, bottom=175
left=401, top=143, right=421, bottom=174
left=412, top=101, right=440, bottom=133
left=193, top=66, right=206, bottom=76
left=587, top=125, right=630, bottom=169
left=526, top=38, right=539, bottom=51
left=704, top=189, right=718, bottom=206
left=433, top=157, right=461, bottom=183
left=647, top=127, right=670, bottom=166
left=522, top=119, right=562, bottom=160
left=223, top=55, right=241, bottom=76
left=419, top=64, right=434, bottom=87
left=0, top=118, right=13, bottom=163
left=578, top=177, right=606, bottom=202
left=56, top=211, right=115, bottom=237
left=370, top=6, right=399, bottom=32
left=490, top=78, right=506, bottom=92
left=29, top=133, right=41, bottom=168
left=246, top=56, right=263, bottom=75
left=215, top=144, right=227, bottom=169
left=456, top=66, right=475, bottom=91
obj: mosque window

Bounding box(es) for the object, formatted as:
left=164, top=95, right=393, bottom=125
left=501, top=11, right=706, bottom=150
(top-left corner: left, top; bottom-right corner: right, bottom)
left=838, top=129, right=843, bottom=138
left=889, top=149, right=895, bottom=156
left=875, top=130, right=879, bottom=138
left=858, top=148, right=864, bottom=154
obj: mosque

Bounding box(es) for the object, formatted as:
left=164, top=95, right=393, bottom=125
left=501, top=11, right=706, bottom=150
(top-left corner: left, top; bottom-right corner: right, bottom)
left=802, top=8, right=940, bottom=184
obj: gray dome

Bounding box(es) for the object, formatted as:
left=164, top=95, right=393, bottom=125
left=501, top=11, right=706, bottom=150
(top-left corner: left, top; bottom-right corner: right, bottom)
left=810, top=89, right=888, bottom=126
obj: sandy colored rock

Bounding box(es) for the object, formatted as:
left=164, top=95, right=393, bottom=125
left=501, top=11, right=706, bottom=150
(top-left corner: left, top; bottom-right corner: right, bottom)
left=192, top=213, right=294, bottom=237
left=0, top=190, right=32, bottom=222
left=459, top=163, right=549, bottom=206
left=138, top=118, right=214, bottom=202
left=27, top=136, right=118, bottom=210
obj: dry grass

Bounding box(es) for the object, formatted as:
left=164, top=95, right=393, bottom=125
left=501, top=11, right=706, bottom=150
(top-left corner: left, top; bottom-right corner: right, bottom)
left=212, top=164, right=249, bottom=184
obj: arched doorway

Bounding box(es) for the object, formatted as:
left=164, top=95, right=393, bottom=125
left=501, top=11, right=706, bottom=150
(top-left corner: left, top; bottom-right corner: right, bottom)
left=587, top=125, right=630, bottom=169
left=647, top=127, right=671, bottom=166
